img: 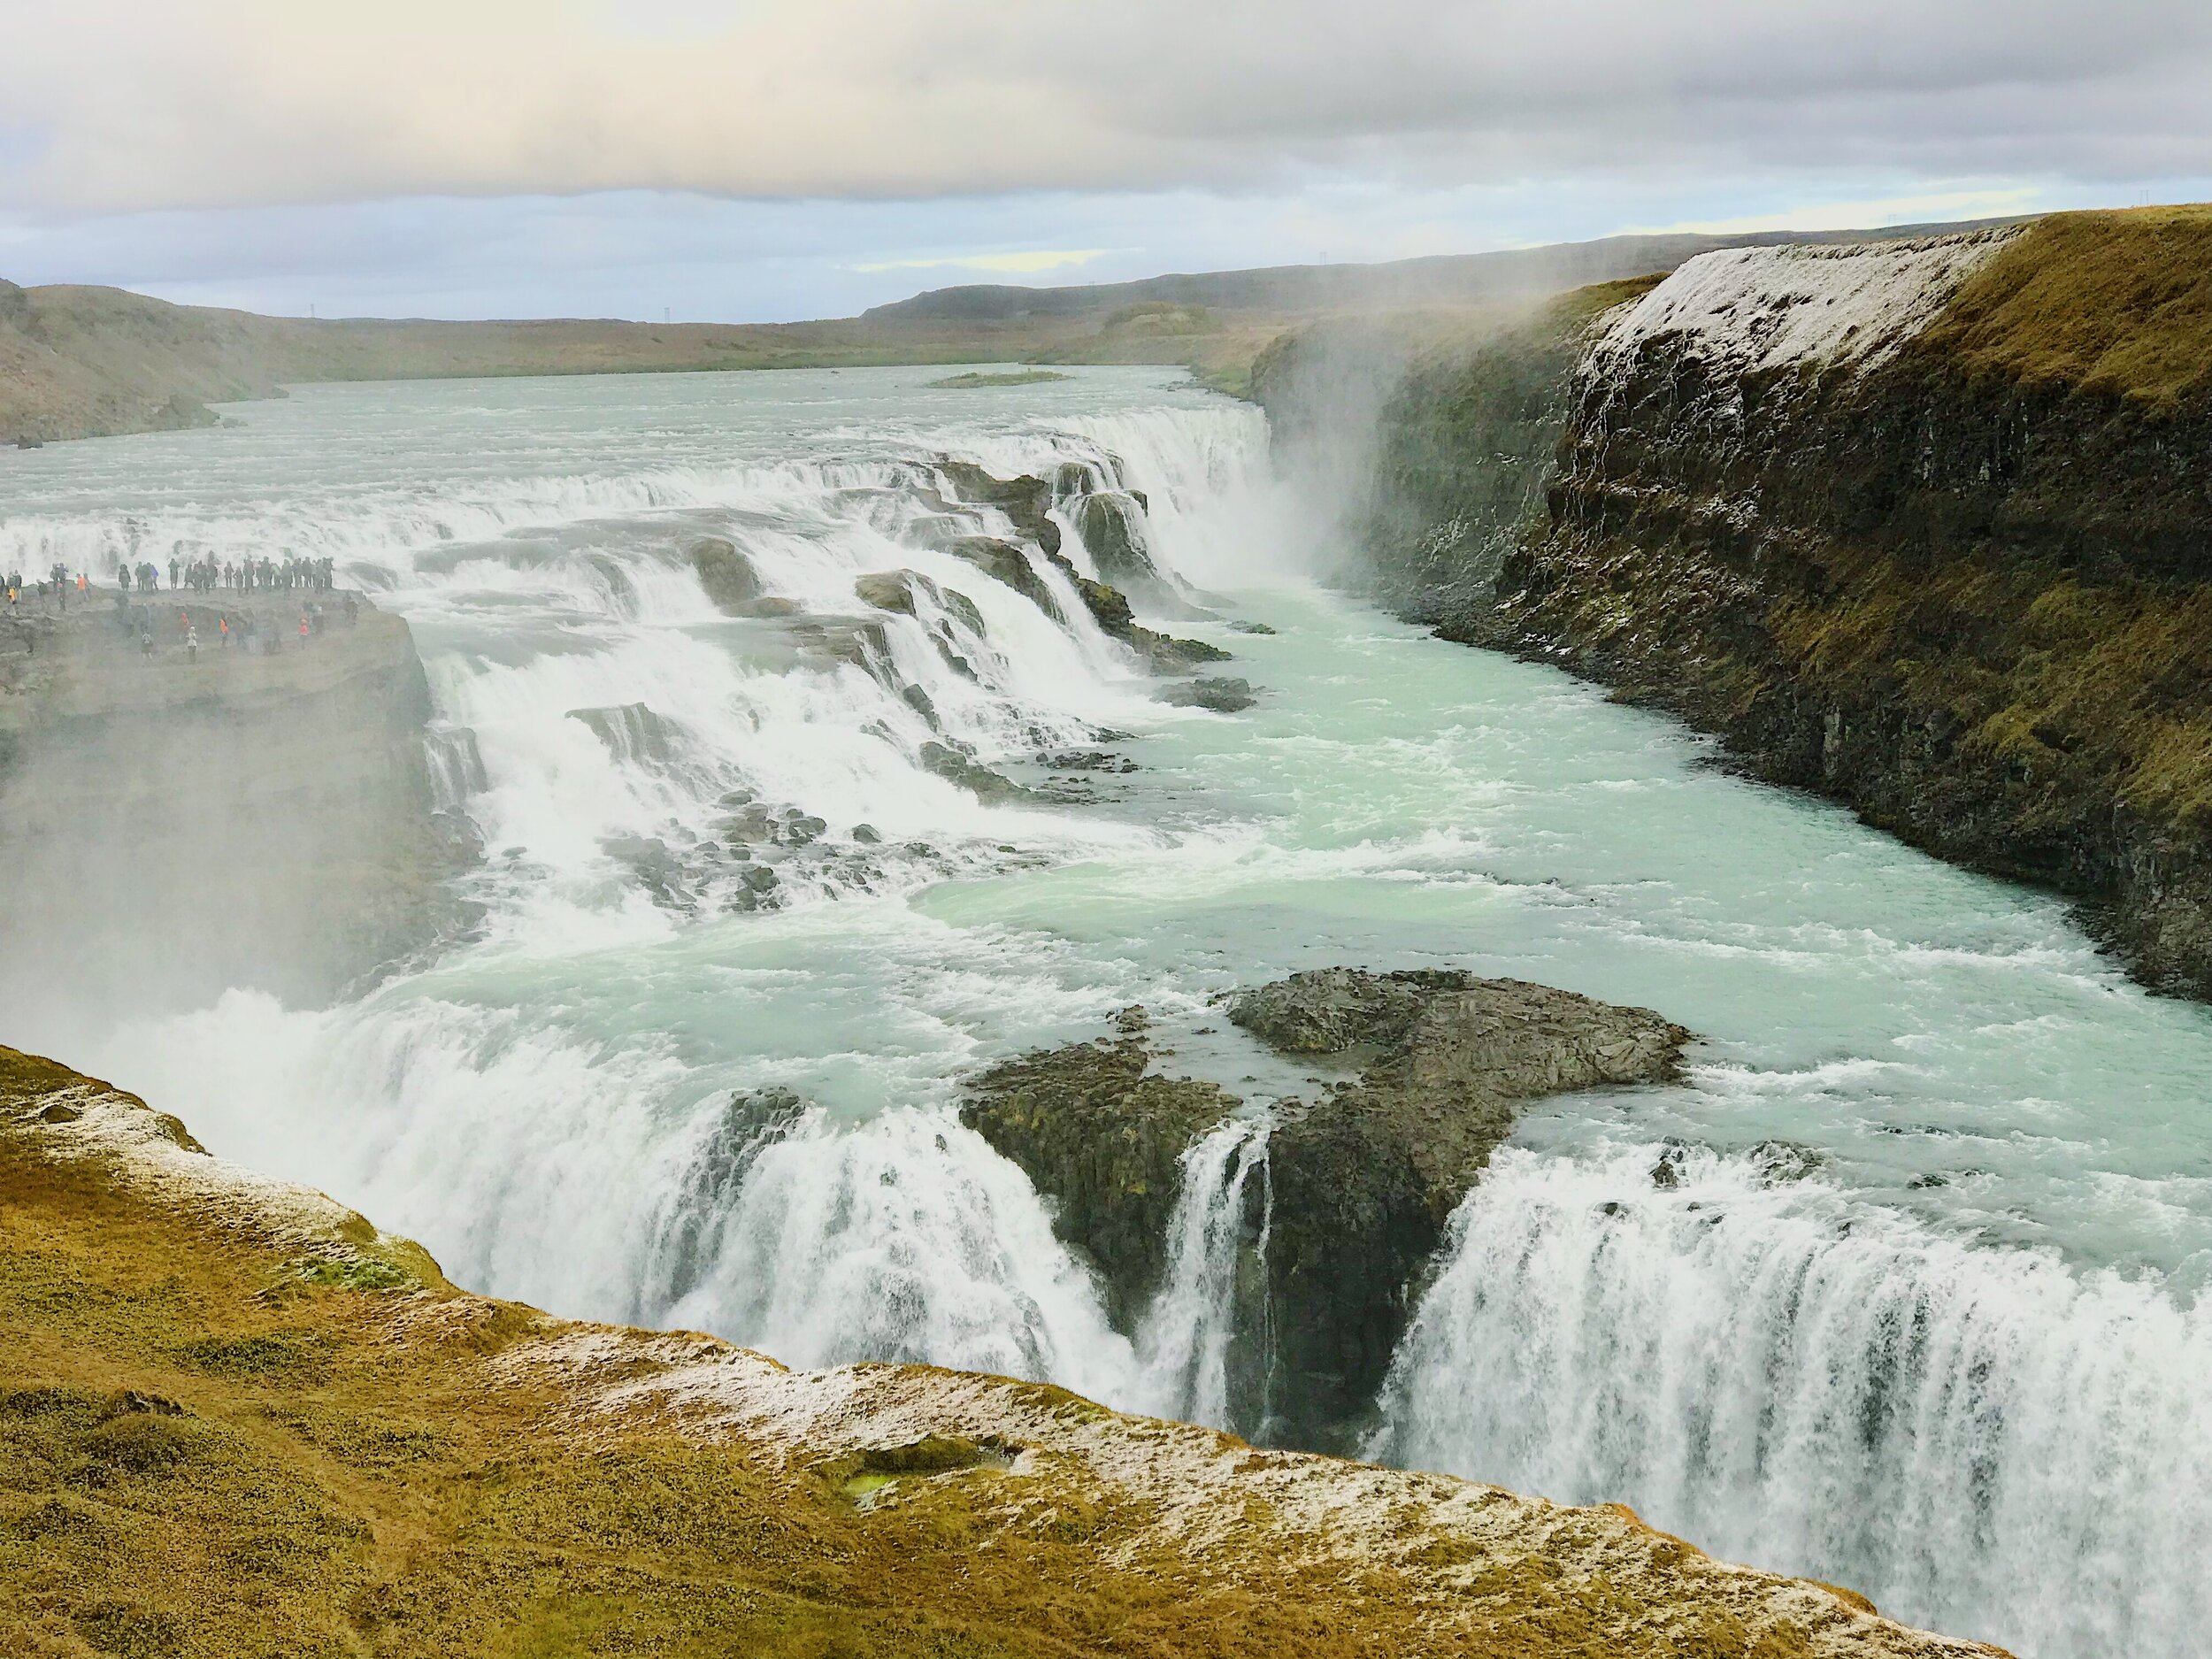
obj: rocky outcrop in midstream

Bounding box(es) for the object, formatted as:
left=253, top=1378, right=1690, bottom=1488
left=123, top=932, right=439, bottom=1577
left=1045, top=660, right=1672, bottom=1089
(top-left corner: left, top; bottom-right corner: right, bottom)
left=963, top=972, right=1688, bottom=1449
left=933, top=459, right=1236, bottom=685
left=1259, top=207, right=2212, bottom=1001
left=0, top=1041, right=1999, bottom=1657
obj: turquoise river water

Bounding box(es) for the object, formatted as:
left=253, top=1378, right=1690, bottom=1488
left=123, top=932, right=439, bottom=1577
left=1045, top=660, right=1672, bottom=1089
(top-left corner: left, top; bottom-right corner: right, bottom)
left=3, top=366, right=2208, bottom=1659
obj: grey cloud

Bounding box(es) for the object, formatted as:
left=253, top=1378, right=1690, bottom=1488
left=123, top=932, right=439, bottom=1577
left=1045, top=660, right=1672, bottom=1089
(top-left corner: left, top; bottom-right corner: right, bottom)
left=3, top=0, right=2208, bottom=213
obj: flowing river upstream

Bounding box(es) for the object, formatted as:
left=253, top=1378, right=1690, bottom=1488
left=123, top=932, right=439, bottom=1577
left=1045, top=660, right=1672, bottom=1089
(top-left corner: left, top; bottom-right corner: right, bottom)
left=6, top=366, right=2211, bottom=1659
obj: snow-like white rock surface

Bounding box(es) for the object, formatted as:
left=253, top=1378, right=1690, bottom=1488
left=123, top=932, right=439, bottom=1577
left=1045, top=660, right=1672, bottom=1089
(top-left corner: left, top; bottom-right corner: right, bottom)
left=1593, top=228, right=2025, bottom=378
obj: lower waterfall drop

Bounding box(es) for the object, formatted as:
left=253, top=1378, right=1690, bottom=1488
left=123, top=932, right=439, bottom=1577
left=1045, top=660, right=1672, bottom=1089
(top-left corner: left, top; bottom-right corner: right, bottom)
left=1377, top=1142, right=2212, bottom=1659
left=1133, top=1111, right=1275, bottom=1432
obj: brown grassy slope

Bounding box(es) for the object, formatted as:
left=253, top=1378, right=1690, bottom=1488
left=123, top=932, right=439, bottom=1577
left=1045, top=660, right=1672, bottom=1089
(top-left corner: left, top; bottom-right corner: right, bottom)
left=0, top=1044, right=2007, bottom=1659
left=1921, top=205, right=2212, bottom=406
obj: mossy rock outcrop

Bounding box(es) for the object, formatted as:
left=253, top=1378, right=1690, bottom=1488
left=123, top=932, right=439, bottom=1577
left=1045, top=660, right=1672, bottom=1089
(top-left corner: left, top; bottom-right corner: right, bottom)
left=964, top=972, right=1689, bottom=1449
left=938, top=461, right=1063, bottom=557
left=962, top=1011, right=1240, bottom=1327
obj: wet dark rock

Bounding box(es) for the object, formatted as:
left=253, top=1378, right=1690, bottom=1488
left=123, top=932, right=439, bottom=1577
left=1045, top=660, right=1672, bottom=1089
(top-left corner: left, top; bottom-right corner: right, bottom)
left=651, top=1087, right=810, bottom=1303
left=1230, top=621, right=1278, bottom=635
left=567, top=703, right=675, bottom=764
left=1747, top=1141, right=1824, bottom=1184
left=1051, top=459, right=1102, bottom=496
left=961, top=1010, right=1240, bottom=1328
left=603, top=834, right=692, bottom=909
left=1129, top=631, right=1233, bottom=673
left=938, top=462, right=1062, bottom=557
left=919, top=741, right=1034, bottom=803
left=689, top=537, right=769, bottom=615
left=942, top=536, right=1064, bottom=621
left=717, top=805, right=777, bottom=843
left=789, top=619, right=892, bottom=672
left=1067, top=575, right=1133, bottom=635
left=940, top=588, right=986, bottom=635
left=784, top=815, right=828, bottom=846
left=851, top=823, right=882, bottom=844
left=1074, top=492, right=1160, bottom=592
left=964, top=971, right=1689, bottom=1451
left=1043, top=749, right=1137, bottom=773
left=1059, top=574, right=1226, bottom=674
left=1158, top=677, right=1256, bottom=713
left=855, top=570, right=925, bottom=615
left=901, top=685, right=940, bottom=726
left=739, top=864, right=780, bottom=894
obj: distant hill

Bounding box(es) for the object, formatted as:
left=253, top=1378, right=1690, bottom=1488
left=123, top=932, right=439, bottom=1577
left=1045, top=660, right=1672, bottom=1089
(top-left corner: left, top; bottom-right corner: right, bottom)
left=4, top=217, right=2028, bottom=446
left=0, top=280, right=1031, bottom=445
left=860, top=222, right=2030, bottom=324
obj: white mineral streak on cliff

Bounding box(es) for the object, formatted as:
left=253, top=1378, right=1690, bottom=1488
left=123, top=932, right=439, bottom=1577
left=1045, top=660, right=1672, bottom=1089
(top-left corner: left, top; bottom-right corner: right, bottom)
left=1593, top=228, right=2026, bottom=378
left=7, top=1071, right=402, bottom=1256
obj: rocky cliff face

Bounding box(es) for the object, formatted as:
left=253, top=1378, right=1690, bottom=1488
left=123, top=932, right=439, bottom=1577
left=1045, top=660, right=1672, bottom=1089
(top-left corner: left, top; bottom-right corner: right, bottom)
left=1263, top=207, right=2212, bottom=998
left=1, top=1041, right=2001, bottom=1658
left=963, top=974, right=1688, bottom=1450
left=0, top=595, right=476, bottom=1018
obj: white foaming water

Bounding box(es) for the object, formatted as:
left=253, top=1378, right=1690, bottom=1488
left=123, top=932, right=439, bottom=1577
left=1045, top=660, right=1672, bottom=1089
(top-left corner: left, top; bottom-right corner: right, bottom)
left=1380, top=1144, right=2212, bottom=1658
left=10, top=364, right=2212, bottom=1658
left=1130, top=1111, right=1275, bottom=1429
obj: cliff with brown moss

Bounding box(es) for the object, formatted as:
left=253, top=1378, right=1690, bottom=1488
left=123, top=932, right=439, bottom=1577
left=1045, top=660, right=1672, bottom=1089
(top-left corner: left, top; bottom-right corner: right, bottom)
left=1263, top=207, right=2212, bottom=998
left=0, top=1041, right=2007, bottom=1657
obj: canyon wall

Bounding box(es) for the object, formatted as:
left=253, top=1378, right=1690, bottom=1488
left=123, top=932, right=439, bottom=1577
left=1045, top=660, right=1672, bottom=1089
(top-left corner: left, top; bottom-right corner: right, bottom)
left=0, top=594, right=476, bottom=1020
left=1261, top=208, right=2212, bottom=997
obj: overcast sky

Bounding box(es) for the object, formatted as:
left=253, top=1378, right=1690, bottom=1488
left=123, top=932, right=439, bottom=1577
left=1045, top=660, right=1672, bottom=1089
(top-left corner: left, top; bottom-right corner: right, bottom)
left=2, top=0, right=2208, bottom=319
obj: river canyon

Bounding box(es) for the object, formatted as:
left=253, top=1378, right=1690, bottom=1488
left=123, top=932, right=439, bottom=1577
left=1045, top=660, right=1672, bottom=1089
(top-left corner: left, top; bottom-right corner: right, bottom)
left=4, top=303, right=2209, bottom=1659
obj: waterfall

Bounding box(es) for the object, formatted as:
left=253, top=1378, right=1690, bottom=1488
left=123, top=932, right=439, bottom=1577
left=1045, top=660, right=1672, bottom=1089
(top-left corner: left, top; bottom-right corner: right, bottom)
left=642, top=1103, right=1142, bottom=1405
left=1378, top=1142, right=2212, bottom=1659
left=1132, top=1110, right=1275, bottom=1432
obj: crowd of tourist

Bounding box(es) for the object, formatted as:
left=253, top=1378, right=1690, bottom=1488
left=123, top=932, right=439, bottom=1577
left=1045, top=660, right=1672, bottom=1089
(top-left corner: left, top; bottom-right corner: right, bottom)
left=4, top=554, right=358, bottom=658
left=117, top=553, right=339, bottom=595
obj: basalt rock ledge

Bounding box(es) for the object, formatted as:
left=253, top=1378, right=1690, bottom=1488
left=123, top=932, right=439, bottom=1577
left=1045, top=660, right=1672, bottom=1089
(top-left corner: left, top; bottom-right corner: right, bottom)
left=962, top=970, right=1689, bottom=1450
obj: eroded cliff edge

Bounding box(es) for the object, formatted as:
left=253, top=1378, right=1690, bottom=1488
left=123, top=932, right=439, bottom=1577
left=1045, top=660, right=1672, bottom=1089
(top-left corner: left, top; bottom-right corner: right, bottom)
left=0, top=594, right=477, bottom=1017
left=1259, top=207, right=2212, bottom=998
left=0, top=1041, right=2005, bottom=1657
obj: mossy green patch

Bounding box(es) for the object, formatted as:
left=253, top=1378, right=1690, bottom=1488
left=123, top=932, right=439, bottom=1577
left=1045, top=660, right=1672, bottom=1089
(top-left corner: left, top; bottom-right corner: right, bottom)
left=927, top=370, right=1074, bottom=388
left=1927, top=206, right=2212, bottom=406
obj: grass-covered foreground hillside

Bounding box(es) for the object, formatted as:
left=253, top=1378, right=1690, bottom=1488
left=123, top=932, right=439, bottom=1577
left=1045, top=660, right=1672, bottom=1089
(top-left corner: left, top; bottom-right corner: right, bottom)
left=0, top=1043, right=2005, bottom=1659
